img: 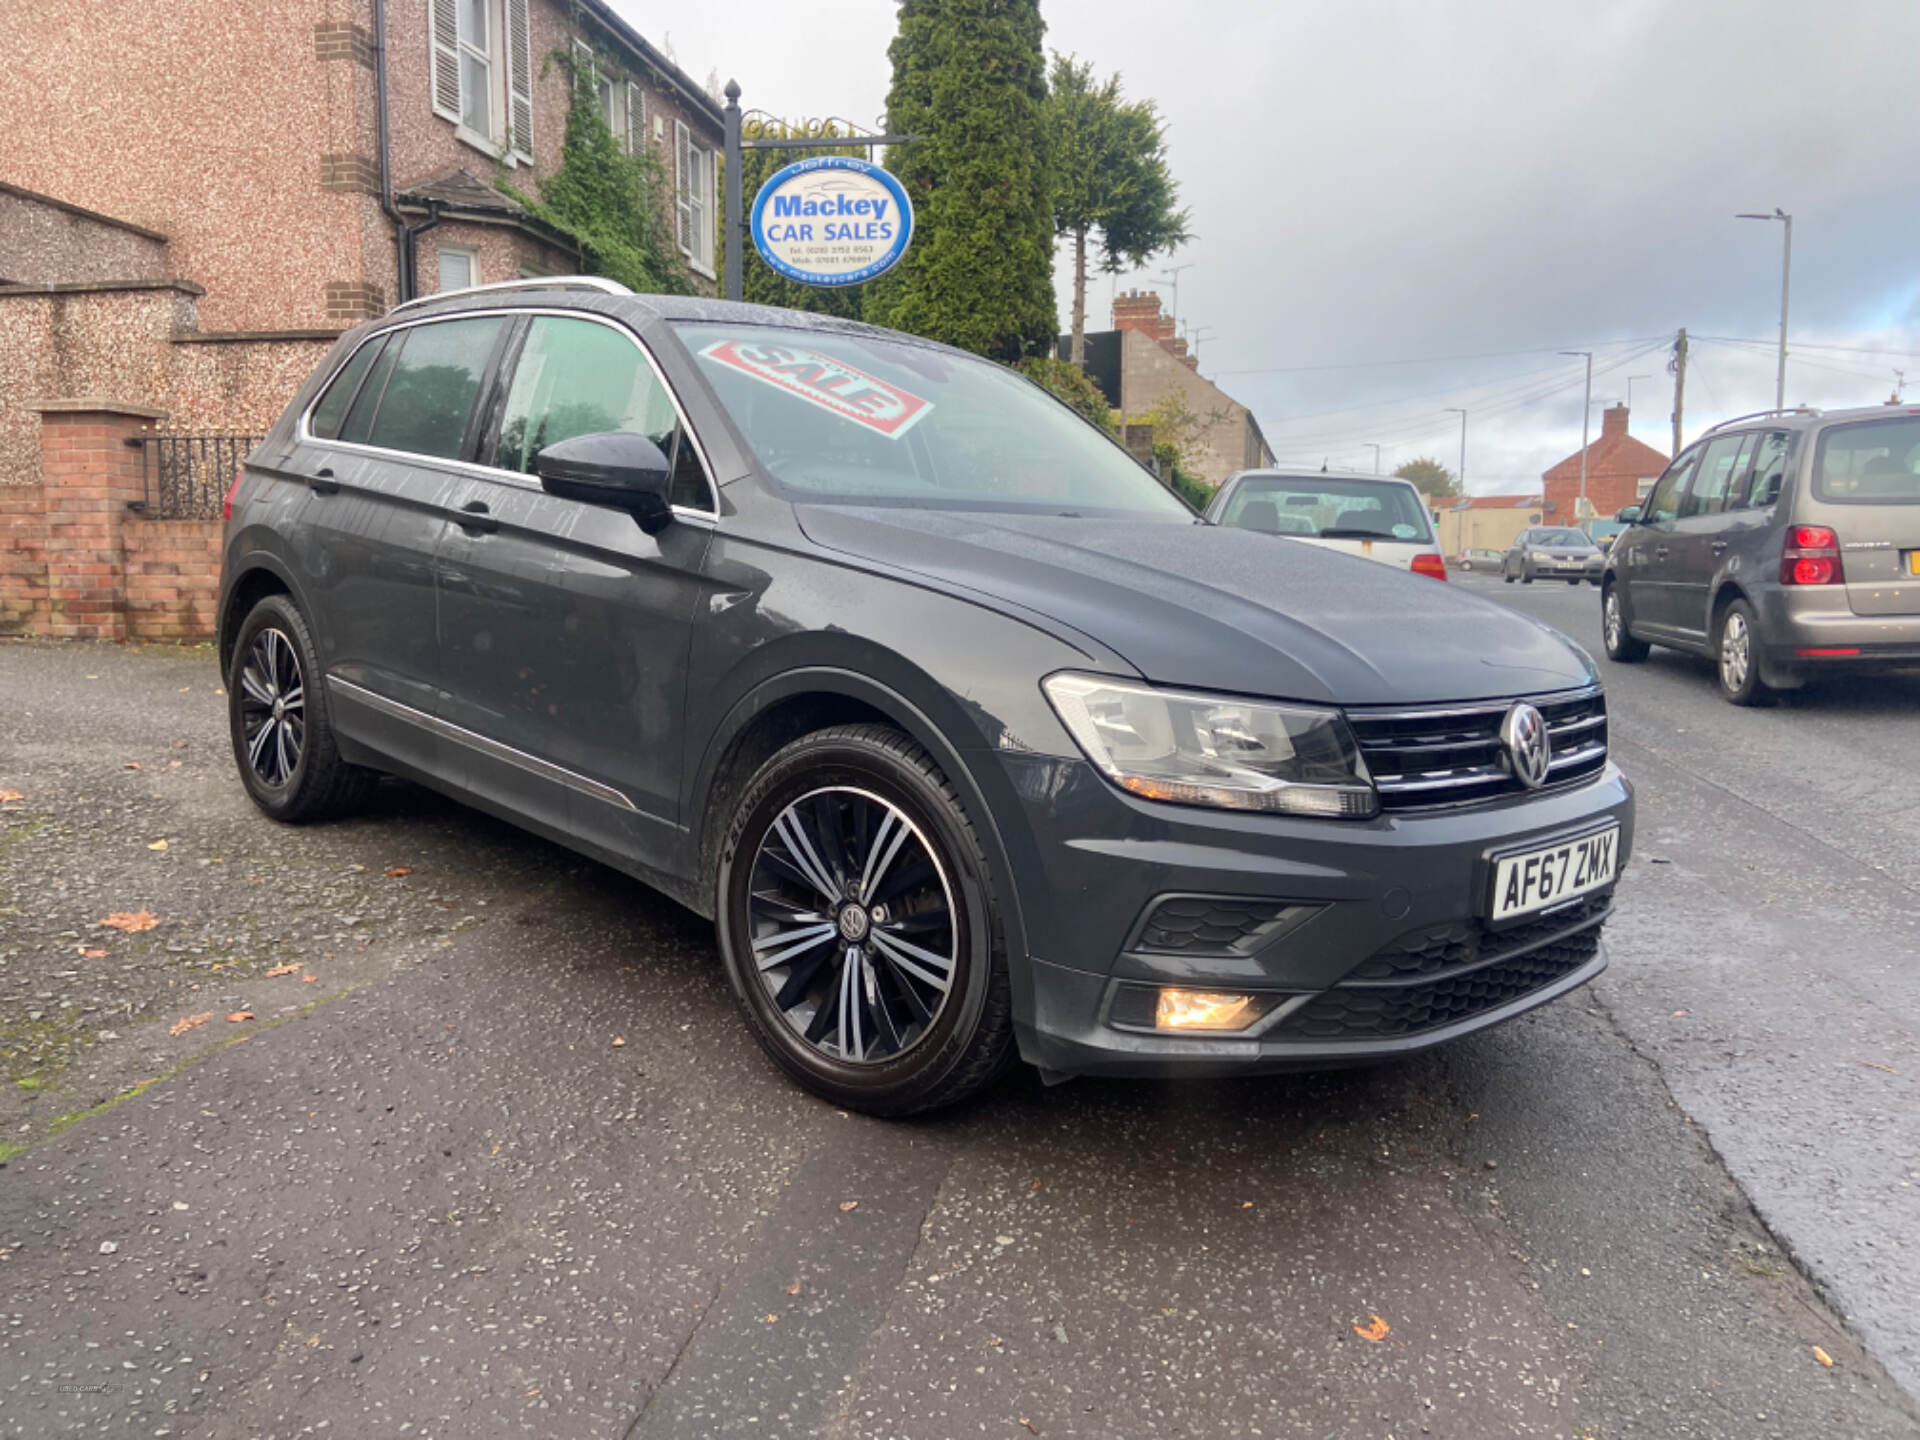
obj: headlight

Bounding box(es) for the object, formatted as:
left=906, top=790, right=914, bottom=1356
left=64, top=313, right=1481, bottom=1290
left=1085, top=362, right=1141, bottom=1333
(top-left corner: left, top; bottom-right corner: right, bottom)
left=1531, top=550, right=1551, bottom=561
left=1040, top=673, right=1377, bottom=818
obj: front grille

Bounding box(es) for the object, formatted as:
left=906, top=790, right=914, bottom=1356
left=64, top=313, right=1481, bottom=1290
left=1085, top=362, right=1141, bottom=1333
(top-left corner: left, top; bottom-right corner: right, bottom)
left=1277, top=929, right=1600, bottom=1040
left=1347, top=687, right=1608, bottom=811
left=1134, top=896, right=1312, bottom=955
left=1346, top=893, right=1611, bottom=982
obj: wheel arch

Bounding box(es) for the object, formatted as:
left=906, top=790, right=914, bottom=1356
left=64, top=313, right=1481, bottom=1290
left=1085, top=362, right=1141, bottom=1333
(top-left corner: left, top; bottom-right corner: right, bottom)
left=217, top=554, right=305, bottom=677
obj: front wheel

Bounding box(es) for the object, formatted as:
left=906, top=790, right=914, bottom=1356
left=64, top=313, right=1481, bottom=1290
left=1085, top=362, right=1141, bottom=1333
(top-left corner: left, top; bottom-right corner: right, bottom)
left=1716, top=599, right=1774, bottom=706
left=1521, top=569, right=1534, bottom=585
left=1602, top=586, right=1650, bottom=663
left=1503, top=565, right=1516, bottom=585
left=715, top=724, right=1015, bottom=1116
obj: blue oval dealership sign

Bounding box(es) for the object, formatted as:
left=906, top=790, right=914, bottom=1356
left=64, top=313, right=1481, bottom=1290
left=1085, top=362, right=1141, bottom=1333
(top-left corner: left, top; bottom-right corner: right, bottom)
left=750, top=156, right=914, bottom=288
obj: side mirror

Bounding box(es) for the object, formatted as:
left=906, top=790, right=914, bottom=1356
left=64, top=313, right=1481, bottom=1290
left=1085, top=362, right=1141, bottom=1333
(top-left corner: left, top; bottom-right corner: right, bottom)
left=1614, top=505, right=1643, bottom=524
left=534, top=431, right=674, bottom=532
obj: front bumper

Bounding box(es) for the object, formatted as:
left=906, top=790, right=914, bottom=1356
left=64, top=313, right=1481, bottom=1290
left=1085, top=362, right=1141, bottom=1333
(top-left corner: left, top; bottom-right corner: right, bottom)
left=997, top=754, right=1634, bottom=1078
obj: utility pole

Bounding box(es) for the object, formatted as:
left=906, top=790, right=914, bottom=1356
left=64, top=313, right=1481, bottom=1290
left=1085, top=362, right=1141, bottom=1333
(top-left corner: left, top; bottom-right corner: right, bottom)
left=1560, top=351, right=1593, bottom=523
left=1364, top=443, right=1382, bottom=474
left=1445, top=407, right=1467, bottom=492
left=1737, top=210, right=1792, bottom=411
left=1669, top=328, right=1688, bottom=456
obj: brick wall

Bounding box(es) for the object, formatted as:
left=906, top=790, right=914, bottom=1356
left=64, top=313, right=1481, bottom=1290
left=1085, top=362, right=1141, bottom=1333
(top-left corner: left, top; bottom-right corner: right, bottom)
left=124, top=519, right=224, bottom=641
left=1541, top=405, right=1669, bottom=523
left=0, top=485, right=49, bottom=633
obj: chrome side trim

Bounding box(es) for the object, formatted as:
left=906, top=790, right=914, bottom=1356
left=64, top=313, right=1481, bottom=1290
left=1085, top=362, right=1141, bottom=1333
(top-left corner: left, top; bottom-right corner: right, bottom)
left=326, top=675, right=640, bottom=813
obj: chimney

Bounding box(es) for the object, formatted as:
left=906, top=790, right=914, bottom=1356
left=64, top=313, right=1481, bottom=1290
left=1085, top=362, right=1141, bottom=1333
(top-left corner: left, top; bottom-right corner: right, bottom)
left=1112, top=289, right=1175, bottom=343
left=1601, top=403, right=1629, bottom=440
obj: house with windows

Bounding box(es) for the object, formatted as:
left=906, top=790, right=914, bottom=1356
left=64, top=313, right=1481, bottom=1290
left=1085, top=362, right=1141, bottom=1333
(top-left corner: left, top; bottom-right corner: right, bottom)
left=0, top=0, right=725, bottom=465
left=1540, top=404, right=1670, bottom=524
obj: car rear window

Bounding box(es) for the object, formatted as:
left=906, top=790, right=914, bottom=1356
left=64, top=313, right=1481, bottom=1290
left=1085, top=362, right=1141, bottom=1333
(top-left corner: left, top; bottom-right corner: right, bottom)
left=1814, top=416, right=1920, bottom=505
left=1218, top=477, right=1434, bottom=541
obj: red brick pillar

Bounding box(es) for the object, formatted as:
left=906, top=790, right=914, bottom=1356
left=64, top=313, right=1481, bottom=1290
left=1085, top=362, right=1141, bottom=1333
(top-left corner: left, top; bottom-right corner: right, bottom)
left=34, top=400, right=168, bottom=641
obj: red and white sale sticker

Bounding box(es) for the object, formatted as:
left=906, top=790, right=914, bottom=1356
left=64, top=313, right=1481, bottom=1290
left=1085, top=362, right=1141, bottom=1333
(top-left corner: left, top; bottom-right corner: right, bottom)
left=699, top=339, right=932, bottom=439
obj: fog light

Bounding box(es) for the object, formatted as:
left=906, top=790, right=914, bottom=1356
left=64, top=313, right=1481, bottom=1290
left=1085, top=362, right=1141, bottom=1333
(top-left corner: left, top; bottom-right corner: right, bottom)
left=1156, top=988, right=1263, bottom=1031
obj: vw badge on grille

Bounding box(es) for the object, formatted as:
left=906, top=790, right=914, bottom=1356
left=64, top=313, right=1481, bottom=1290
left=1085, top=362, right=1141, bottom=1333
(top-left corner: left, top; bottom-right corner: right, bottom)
left=1500, top=702, right=1552, bottom=789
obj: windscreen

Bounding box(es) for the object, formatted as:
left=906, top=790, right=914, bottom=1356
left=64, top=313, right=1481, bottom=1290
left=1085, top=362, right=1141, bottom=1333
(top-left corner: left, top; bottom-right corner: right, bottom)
left=1530, top=528, right=1593, bottom=546
left=675, top=324, right=1192, bottom=517
left=1218, top=476, right=1434, bottom=541
left=1814, top=416, right=1920, bottom=505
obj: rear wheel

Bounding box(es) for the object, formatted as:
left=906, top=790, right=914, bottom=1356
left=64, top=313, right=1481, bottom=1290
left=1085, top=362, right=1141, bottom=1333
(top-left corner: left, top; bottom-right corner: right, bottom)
left=1715, top=598, right=1774, bottom=706
left=227, top=595, right=376, bottom=822
left=1602, top=585, right=1651, bottom=663
left=715, top=724, right=1014, bottom=1116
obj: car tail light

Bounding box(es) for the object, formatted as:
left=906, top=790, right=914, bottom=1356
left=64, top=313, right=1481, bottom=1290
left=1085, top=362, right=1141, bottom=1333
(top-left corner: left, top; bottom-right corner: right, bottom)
left=222, top=469, right=245, bottom=522
left=1410, top=552, right=1448, bottom=580
left=1781, top=525, right=1843, bottom=585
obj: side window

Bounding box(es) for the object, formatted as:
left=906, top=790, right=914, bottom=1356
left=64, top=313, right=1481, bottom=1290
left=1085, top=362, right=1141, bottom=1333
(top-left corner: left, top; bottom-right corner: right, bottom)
left=494, top=315, right=713, bottom=509
left=1644, top=448, right=1698, bottom=525
left=1680, top=434, right=1749, bottom=518
left=340, top=336, right=403, bottom=445
left=308, top=336, right=387, bottom=440
left=1736, top=430, right=1791, bottom=510
left=364, top=316, right=507, bottom=461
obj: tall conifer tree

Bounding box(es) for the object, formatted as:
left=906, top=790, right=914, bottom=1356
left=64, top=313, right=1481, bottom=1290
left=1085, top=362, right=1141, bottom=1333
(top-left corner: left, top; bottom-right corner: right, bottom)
left=864, top=0, right=1057, bottom=360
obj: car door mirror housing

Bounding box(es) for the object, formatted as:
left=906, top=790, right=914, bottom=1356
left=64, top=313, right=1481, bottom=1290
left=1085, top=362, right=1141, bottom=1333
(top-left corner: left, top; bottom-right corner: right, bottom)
left=1615, top=505, right=1642, bottom=524
left=534, top=431, right=674, bottom=532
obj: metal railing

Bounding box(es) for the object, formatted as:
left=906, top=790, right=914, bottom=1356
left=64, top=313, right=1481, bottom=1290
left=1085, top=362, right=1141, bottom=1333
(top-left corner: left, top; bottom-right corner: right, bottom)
left=124, top=432, right=262, bottom=520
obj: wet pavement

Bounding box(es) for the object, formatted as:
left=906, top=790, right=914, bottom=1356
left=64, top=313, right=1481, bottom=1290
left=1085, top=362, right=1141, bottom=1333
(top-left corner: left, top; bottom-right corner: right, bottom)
left=1, top=631, right=1916, bottom=1439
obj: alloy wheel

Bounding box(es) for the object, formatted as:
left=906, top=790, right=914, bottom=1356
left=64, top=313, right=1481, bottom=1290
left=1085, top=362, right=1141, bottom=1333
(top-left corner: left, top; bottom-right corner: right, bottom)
left=745, top=786, right=957, bottom=1064
left=237, top=627, right=305, bottom=788
left=1720, top=610, right=1752, bottom=692
left=1604, top=592, right=1623, bottom=651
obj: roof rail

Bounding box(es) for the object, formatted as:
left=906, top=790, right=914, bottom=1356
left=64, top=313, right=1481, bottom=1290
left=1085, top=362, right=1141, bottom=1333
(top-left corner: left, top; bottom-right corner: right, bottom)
left=1702, top=405, right=1819, bottom=435
left=387, top=275, right=633, bottom=315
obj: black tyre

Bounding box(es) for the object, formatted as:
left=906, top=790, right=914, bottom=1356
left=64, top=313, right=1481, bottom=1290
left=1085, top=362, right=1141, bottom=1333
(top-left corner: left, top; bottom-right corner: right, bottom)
left=1565, top=578, right=1580, bottom=586
left=1521, top=568, right=1534, bottom=584
left=1503, top=564, right=1516, bottom=585
left=1715, top=598, right=1774, bottom=706
left=227, top=594, right=376, bottom=822
left=1601, top=584, right=1651, bottom=663
left=715, top=724, right=1015, bottom=1116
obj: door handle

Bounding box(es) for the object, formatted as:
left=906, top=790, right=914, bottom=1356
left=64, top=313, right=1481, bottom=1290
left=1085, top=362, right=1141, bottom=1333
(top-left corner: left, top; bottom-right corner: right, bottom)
left=1711, top=540, right=1729, bottom=555
left=310, top=466, right=339, bottom=496
left=1653, top=546, right=1670, bottom=561
left=456, top=499, right=498, bottom=534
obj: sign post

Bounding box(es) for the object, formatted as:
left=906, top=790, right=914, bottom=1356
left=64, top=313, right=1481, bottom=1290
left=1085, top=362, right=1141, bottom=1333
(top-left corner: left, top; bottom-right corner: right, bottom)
left=719, top=81, right=918, bottom=302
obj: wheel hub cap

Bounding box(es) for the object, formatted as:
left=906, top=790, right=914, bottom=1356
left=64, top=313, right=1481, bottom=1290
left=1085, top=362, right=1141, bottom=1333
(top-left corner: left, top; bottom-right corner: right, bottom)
left=836, top=904, right=870, bottom=942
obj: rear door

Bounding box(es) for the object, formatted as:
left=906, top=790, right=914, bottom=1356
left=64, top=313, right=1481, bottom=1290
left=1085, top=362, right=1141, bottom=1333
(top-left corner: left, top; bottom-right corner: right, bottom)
left=294, top=313, right=511, bottom=775
left=435, top=313, right=716, bottom=871
left=1667, top=432, right=1751, bottom=639
left=1807, top=415, right=1920, bottom=616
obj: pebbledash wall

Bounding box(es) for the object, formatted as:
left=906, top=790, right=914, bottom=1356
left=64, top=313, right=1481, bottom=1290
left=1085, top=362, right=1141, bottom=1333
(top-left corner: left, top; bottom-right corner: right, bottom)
left=0, top=0, right=725, bottom=641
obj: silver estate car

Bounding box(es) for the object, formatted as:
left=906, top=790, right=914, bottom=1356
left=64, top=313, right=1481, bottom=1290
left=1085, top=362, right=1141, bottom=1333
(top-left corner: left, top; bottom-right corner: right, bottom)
left=1602, top=405, right=1920, bottom=704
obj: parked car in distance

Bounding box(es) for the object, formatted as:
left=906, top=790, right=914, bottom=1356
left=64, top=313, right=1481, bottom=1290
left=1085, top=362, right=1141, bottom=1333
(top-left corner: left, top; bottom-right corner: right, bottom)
left=1206, top=470, right=1449, bottom=579
left=218, top=278, right=1632, bottom=1115
left=1603, top=405, right=1920, bottom=704
left=1456, top=547, right=1504, bottom=571
left=1503, top=527, right=1605, bottom=585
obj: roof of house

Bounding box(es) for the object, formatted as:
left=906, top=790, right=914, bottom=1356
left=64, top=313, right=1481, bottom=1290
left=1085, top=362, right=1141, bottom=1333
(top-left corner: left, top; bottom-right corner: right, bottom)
left=578, top=0, right=725, bottom=128
left=394, top=170, right=582, bottom=256
left=1542, top=431, right=1670, bottom=481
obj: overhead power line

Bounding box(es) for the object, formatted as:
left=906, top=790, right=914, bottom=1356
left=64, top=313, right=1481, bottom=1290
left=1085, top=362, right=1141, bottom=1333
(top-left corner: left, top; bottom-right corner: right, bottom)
left=1214, top=335, right=1671, bottom=379
left=1693, top=336, right=1920, bottom=360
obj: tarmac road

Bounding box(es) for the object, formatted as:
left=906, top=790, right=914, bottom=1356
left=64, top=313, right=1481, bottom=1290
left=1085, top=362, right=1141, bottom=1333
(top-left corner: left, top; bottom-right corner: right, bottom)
left=1, top=629, right=1916, bottom=1440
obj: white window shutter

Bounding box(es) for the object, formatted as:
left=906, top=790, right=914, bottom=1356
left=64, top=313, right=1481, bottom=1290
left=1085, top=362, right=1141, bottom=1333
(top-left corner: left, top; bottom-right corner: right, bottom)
left=506, top=0, right=534, bottom=162
left=571, top=37, right=594, bottom=88
left=429, top=0, right=461, bottom=122
left=674, top=120, right=694, bottom=252
left=625, top=81, right=644, bottom=156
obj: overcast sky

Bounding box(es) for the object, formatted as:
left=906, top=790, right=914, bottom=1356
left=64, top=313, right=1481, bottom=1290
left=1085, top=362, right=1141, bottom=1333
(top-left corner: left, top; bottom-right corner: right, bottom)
left=631, top=0, right=1920, bottom=492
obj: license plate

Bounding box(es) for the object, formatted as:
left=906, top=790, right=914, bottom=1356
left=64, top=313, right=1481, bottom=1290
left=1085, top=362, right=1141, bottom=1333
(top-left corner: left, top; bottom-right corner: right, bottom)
left=1489, top=826, right=1619, bottom=923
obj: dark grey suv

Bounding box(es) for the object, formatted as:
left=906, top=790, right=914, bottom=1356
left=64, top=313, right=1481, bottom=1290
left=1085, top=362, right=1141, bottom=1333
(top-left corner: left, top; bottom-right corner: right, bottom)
left=218, top=278, right=1634, bottom=1114
left=1602, top=406, right=1920, bottom=704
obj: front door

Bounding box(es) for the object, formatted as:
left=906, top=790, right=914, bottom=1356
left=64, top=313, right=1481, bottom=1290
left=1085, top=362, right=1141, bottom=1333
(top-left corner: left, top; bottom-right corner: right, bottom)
left=1667, top=433, right=1751, bottom=641
left=293, top=314, right=511, bottom=776
left=435, top=314, right=717, bottom=871
left=1615, top=445, right=1697, bottom=632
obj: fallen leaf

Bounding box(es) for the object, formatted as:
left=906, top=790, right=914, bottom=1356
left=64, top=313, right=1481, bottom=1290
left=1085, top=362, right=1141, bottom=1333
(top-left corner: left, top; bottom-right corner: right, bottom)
left=0, top=789, right=23, bottom=803
left=764, top=1313, right=779, bottom=1323
left=226, top=1011, right=255, bottom=1024
left=170, top=1012, right=214, bottom=1036
left=1862, top=1062, right=1898, bottom=1075
left=79, top=947, right=107, bottom=959
left=492, top=1144, right=501, bottom=1156
left=1353, top=1315, right=1391, bottom=1342
left=123, top=762, right=142, bottom=771
left=1813, top=1346, right=1835, bottom=1368
left=305, top=1333, right=321, bottom=1347
left=264, top=963, right=301, bottom=978
left=838, top=1200, right=859, bottom=1212
left=611, top=1036, right=626, bottom=1048
left=147, top=839, right=169, bottom=852
left=1673, top=1009, right=1689, bottom=1018
left=1020, top=1419, right=1040, bottom=1435
left=1241, top=1201, right=1253, bottom=1209
left=785, top=1280, right=802, bottom=1296
left=522, top=1389, right=540, bottom=1399
left=99, top=911, right=161, bottom=933
left=302, top=975, right=317, bottom=984
left=384, top=865, right=413, bottom=878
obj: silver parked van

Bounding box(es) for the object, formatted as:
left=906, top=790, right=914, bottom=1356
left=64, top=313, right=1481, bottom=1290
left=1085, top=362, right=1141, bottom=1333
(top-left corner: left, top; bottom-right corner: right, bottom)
left=1602, top=405, right=1920, bottom=704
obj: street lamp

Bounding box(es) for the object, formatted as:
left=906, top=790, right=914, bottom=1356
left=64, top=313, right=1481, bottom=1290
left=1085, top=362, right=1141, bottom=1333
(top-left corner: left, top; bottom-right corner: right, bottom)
left=1736, top=209, right=1792, bottom=412
left=1364, top=442, right=1382, bottom=475
left=1560, top=351, right=1593, bottom=521
left=1444, top=407, right=1467, bottom=491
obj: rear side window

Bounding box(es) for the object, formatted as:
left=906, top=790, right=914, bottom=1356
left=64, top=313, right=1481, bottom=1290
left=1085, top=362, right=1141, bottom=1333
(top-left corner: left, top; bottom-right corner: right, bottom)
left=1814, top=416, right=1920, bottom=505
left=1681, top=434, right=1749, bottom=518
left=1736, top=431, right=1791, bottom=510
left=494, top=315, right=713, bottom=510
left=362, top=317, right=507, bottom=461
left=308, top=337, right=386, bottom=440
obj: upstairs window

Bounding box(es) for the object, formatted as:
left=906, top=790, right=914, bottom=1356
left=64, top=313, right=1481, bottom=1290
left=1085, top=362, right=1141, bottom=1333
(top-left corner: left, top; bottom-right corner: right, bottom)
left=675, top=121, right=716, bottom=274
left=431, top=0, right=534, bottom=163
